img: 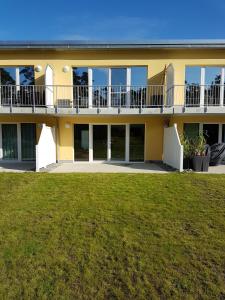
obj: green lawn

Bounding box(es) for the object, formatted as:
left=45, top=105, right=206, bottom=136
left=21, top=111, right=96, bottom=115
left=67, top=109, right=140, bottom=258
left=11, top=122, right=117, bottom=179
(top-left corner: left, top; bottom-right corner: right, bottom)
left=0, top=173, right=224, bottom=299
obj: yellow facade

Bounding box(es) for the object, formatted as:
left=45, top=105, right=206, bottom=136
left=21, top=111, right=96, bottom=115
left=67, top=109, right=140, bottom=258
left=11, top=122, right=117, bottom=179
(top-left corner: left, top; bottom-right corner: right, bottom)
left=1, top=46, right=225, bottom=162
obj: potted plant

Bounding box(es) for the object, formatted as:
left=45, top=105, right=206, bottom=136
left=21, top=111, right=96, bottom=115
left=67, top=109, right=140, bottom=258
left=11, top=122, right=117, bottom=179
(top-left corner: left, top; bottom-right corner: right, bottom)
left=192, top=134, right=207, bottom=172
left=180, top=135, right=193, bottom=169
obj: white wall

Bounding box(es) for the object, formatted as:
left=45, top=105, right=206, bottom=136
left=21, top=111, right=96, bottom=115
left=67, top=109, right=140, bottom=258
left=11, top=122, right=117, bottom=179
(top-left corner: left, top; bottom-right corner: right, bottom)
left=163, top=124, right=183, bottom=172
left=45, top=65, right=54, bottom=106
left=36, top=124, right=56, bottom=171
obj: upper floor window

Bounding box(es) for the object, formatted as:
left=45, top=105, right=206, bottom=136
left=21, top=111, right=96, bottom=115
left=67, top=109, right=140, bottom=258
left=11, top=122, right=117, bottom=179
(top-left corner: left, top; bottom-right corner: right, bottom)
left=0, top=66, right=34, bottom=85
left=72, top=66, right=147, bottom=87
left=185, top=66, right=225, bottom=106
left=72, top=66, right=148, bottom=108
left=73, top=67, right=88, bottom=85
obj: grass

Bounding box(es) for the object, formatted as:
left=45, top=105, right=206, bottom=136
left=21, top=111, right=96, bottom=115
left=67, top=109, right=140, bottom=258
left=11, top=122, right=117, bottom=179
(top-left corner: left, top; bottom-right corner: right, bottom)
left=0, top=173, right=224, bottom=299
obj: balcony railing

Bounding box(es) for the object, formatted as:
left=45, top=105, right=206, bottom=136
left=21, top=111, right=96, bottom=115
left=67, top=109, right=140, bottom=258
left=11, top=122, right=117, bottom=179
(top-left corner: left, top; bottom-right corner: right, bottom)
left=1, top=84, right=225, bottom=111
left=0, top=85, right=167, bottom=109
left=173, top=84, right=225, bottom=107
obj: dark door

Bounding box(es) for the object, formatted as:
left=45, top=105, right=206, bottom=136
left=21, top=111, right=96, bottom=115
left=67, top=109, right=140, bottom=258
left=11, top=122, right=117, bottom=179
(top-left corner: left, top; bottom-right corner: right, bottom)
left=21, top=123, right=36, bottom=160
left=203, top=124, right=219, bottom=146
left=111, top=125, right=126, bottom=161
left=129, top=124, right=145, bottom=161
left=93, top=125, right=108, bottom=160
left=2, top=124, right=18, bottom=160
left=74, top=124, right=89, bottom=161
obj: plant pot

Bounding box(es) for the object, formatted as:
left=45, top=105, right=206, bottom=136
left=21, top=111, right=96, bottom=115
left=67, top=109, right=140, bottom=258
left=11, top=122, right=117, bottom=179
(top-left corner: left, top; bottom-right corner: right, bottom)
left=192, top=156, right=203, bottom=172
left=183, top=158, right=191, bottom=169
left=202, top=156, right=209, bottom=172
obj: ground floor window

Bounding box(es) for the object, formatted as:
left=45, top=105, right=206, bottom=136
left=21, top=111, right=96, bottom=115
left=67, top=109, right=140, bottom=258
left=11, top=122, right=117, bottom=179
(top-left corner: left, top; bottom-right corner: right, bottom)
left=184, top=123, right=199, bottom=139
left=74, top=124, right=145, bottom=162
left=0, top=123, right=36, bottom=161
left=184, top=122, right=225, bottom=146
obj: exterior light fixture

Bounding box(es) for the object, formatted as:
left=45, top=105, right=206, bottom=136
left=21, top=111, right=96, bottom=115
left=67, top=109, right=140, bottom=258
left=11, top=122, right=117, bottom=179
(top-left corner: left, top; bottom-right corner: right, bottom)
left=63, top=66, right=70, bottom=73
left=35, top=65, right=42, bottom=72
left=65, top=123, right=71, bottom=129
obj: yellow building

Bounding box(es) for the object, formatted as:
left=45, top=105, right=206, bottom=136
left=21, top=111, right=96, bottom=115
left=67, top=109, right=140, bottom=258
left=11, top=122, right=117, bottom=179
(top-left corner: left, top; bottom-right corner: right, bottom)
left=1, top=40, right=225, bottom=170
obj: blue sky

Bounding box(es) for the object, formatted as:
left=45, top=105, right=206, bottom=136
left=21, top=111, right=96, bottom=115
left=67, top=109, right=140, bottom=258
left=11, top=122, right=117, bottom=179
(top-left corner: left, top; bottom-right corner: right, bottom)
left=1, top=0, right=225, bottom=40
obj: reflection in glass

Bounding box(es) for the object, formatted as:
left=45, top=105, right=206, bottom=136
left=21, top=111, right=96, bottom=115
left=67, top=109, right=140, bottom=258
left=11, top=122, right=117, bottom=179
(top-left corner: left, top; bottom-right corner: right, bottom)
left=205, top=67, right=221, bottom=106
left=184, top=123, right=199, bottom=139
left=19, top=67, right=35, bottom=85
left=2, top=124, right=18, bottom=160
left=203, top=124, right=219, bottom=146
left=73, top=67, right=89, bottom=107
left=21, top=123, right=36, bottom=160
left=93, top=125, right=107, bottom=160
left=0, top=67, right=16, bottom=85
left=74, top=124, right=89, bottom=161
left=111, top=68, right=127, bottom=107
left=131, top=67, right=147, bottom=107
left=185, top=66, right=201, bottom=106
left=92, top=68, right=108, bottom=107
left=129, top=124, right=145, bottom=161
left=111, top=125, right=125, bottom=161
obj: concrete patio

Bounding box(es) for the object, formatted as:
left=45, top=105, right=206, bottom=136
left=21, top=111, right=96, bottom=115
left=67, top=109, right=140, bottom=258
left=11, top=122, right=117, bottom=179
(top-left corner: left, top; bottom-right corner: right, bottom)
left=0, top=162, right=35, bottom=172
left=46, top=162, right=169, bottom=173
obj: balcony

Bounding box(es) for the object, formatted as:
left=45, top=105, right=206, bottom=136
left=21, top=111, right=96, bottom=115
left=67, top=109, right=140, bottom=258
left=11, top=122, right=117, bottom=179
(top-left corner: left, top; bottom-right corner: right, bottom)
left=1, top=84, right=225, bottom=115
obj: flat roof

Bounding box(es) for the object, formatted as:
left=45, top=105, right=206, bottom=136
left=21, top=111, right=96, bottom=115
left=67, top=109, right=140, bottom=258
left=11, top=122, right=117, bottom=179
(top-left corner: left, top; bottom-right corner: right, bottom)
left=1, top=40, right=225, bottom=50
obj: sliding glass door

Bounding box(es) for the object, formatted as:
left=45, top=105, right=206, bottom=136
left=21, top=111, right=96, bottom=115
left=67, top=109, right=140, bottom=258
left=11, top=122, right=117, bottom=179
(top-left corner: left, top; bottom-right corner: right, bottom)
left=111, top=125, right=126, bottom=161
left=130, top=124, right=145, bottom=162
left=93, top=125, right=108, bottom=160
left=2, top=124, right=18, bottom=160
left=74, top=124, right=89, bottom=161
left=74, top=124, right=145, bottom=162
left=21, top=123, right=36, bottom=161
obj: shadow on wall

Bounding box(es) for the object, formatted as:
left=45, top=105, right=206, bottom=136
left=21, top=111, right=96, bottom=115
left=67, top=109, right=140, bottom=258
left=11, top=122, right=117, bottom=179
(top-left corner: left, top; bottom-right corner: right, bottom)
left=35, top=74, right=45, bottom=85
left=147, top=66, right=166, bottom=85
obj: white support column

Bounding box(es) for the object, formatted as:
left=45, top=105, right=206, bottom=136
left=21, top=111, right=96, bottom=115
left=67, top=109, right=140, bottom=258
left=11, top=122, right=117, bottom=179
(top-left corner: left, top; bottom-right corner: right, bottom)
left=108, top=69, right=111, bottom=108
left=89, top=124, right=93, bottom=162
left=17, top=123, right=22, bottom=161
left=125, top=124, right=130, bottom=162
left=107, top=125, right=111, bottom=161
left=16, top=67, right=20, bottom=92
left=126, top=68, right=131, bottom=107
left=219, top=124, right=223, bottom=143
left=88, top=68, right=93, bottom=108
left=220, top=68, right=225, bottom=106
left=0, top=124, right=2, bottom=159
left=200, top=67, right=205, bottom=107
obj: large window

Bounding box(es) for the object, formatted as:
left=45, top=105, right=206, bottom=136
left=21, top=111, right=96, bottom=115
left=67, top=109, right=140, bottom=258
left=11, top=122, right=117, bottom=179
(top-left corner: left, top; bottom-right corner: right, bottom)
left=73, top=67, right=88, bottom=107
left=185, top=66, right=225, bottom=106
left=92, top=68, right=108, bottom=107
left=131, top=67, right=147, bottom=107
left=0, top=67, right=35, bottom=106
left=0, top=67, right=34, bottom=85
left=185, top=67, right=201, bottom=106
left=72, top=66, right=147, bottom=107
